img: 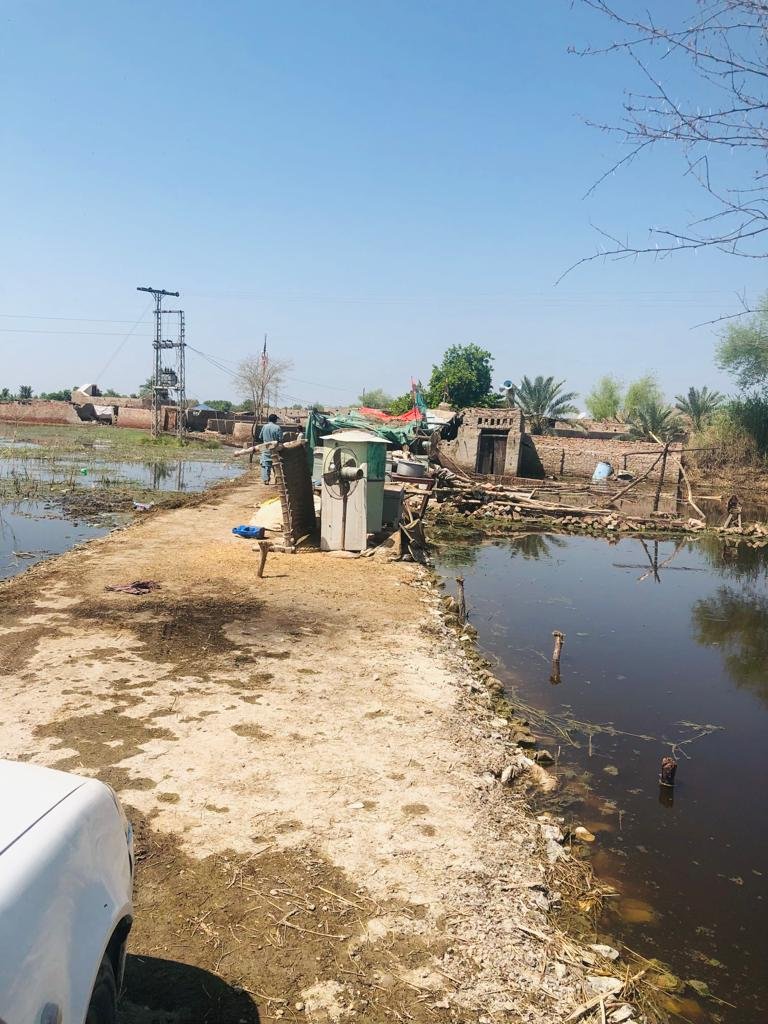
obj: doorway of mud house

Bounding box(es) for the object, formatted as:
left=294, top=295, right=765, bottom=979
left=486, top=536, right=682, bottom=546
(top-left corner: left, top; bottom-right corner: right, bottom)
left=476, top=429, right=508, bottom=475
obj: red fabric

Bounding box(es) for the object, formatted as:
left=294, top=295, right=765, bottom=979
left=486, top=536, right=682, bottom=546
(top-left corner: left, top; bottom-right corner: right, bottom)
left=358, top=406, right=422, bottom=422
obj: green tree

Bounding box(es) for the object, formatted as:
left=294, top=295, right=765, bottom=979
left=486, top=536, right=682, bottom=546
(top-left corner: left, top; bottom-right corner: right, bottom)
left=0, top=388, right=10, bottom=402
left=204, top=399, right=234, bottom=413
left=513, top=376, right=579, bottom=435
left=388, top=393, right=415, bottom=416
left=623, top=375, right=663, bottom=419
left=102, top=388, right=120, bottom=397
left=39, top=387, right=75, bottom=401
left=717, top=295, right=768, bottom=391
left=674, top=386, right=725, bottom=432
left=626, top=399, right=684, bottom=442
left=18, top=385, right=33, bottom=399
left=138, top=377, right=155, bottom=397
left=726, top=394, right=768, bottom=458
left=358, top=388, right=395, bottom=410
left=426, top=344, right=496, bottom=409
left=585, top=375, right=623, bottom=420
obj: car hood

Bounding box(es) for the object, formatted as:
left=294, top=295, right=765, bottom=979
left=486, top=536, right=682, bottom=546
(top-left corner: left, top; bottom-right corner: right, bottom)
left=0, top=760, right=85, bottom=856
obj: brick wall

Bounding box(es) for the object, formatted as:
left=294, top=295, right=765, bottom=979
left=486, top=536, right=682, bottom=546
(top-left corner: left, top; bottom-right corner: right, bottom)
left=115, top=406, right=152, bottom=429
left=520, top=434, right=682, bottom=482
left=0, top=401, right=83, bottom=426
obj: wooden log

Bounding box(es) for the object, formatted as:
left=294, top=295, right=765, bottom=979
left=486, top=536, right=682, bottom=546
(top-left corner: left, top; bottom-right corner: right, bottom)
left=600, top=449, right=664, bottom=507
left=652, top=443, right=670, bottom=513
left=257, top=540, right=270, bottom=578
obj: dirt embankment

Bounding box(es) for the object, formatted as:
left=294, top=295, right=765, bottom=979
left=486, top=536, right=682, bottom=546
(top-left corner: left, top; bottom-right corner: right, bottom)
left=0, top=477, right=607, bottom=1024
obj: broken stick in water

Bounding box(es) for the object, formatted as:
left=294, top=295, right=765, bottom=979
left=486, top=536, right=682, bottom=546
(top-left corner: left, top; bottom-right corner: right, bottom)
left=550, top=629, right=565, bottom=684
left=659, top=755, right=678, bottom=787
left=455, top=576, right=467, bottom=625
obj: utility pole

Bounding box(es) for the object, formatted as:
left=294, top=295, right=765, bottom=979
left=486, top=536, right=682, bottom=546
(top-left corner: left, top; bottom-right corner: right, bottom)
left=136, top=286, right=184, bottom=438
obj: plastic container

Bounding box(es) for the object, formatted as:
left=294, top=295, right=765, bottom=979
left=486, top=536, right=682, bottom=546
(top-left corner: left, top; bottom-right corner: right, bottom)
left=232, top=525, right=266, bottom=539
left=592, top=461, right=614, bottom=481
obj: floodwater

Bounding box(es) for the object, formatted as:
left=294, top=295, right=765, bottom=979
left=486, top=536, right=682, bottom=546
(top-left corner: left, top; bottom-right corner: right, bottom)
left=0, top=501, right=110, bottom=580
left=0, top=454, right=242, bottom=492
left=0, top=452, right=243, bottom=581
left=436, top=534, right=768, bottom=1022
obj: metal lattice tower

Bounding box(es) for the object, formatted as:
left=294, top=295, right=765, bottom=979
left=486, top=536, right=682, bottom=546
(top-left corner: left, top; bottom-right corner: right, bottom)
left=136, top=286, right=185, bottom=438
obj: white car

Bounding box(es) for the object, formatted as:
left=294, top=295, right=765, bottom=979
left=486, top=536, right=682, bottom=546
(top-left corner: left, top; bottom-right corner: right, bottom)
left=0, top=760, right=134, bottom=1024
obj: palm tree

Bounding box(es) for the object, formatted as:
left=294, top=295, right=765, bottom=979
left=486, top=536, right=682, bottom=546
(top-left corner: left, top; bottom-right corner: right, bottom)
left=513, top=376, right=579, bottom=435
left=674, top=386, right=724, bottom=431
left=626, top=399, right=684, bottom=442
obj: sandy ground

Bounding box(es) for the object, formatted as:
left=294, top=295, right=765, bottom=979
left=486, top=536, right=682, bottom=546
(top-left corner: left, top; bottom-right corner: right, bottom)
left=0, top=475, right=600, bottom=1023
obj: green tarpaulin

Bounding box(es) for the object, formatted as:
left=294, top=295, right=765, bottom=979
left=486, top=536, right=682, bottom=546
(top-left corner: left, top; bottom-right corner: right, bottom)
left=305, top=410, right=422, bottom=463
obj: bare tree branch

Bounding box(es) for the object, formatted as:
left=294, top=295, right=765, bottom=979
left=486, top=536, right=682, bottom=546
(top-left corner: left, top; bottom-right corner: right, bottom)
left=566, top=1, right=768, bottom=272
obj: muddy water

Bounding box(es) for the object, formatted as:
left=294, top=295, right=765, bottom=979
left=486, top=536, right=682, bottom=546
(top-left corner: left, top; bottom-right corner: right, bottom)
left=0, top=501, right=109, bottom=580
left=0, top=453, right=243, bottom=581
left=436, top=534, right=768, bottom=1022
left=0, top=454, right=242, bottom=491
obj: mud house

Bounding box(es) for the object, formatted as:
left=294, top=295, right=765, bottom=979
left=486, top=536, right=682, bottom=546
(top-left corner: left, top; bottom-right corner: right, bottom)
left=439, top=407, right=524, bottom=476
left=440, top=408, right=682, bottom=486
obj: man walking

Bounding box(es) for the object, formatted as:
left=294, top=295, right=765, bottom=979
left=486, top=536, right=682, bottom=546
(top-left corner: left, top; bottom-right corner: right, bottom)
left=259, top=413, right=283, bottom=485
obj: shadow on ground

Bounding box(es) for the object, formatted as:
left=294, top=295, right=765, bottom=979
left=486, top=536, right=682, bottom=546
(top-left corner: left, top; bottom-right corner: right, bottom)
left=119, top=954, right=260, bottom=1023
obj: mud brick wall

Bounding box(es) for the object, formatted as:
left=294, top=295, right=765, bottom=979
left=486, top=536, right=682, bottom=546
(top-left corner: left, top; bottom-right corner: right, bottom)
left=273, top=440, right=316, bottom=546
left=115, top=406, right=152, bottom=429
left=521, top=435, right=682, bottom=482
left=0, top=401, right=83, bottom=426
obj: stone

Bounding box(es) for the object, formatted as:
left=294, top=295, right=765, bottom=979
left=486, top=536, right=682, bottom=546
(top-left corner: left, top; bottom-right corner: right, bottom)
left=589, top=943, right=620, bottom=961
left=533, top=749, right=554, bottom=764
left=586, top=976, right=623, bottom=997
left=608, top=1007, right=634, bottom=1023
left=603, top=765, right=619, bottom=776
left=655, top=972, right=682, bottom=992
left=574, top=826, right=596, bottom=843
left=685, top=979, right=711, bottom=999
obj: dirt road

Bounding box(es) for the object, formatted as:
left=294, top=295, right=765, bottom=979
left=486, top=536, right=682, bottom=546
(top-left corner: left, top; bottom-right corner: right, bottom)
left=0, top=477, right=592, bottom=1023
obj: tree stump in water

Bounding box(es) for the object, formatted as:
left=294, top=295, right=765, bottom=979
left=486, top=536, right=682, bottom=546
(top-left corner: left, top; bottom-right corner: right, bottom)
left=456, top=577, right=467, bottom=626
left=659, top=755, right=678, bottom=787
left=550, top=630, right=565, bottom=684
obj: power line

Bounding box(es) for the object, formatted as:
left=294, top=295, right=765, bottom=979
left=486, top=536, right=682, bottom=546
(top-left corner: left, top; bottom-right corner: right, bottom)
left=0, top=313, right=154, bottom=324
left=95, top=302, right=152, bottom=384
left=0, top=327, right=154, bottom=336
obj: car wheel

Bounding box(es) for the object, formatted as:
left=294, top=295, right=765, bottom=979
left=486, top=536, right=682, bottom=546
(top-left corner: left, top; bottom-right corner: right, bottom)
left=85, top=955, right=117, bottom=1024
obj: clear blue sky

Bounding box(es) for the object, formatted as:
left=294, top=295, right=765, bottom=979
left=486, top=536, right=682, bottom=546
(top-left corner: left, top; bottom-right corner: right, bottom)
left=1, top=1, right=764, bottom=407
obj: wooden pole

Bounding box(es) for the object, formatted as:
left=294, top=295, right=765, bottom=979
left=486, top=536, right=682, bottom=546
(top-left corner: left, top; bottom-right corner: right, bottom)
left=652, top=443, right=670, bottom=513
left=456, top=577, right=467, bottom=625
left=550, top=630, right=565, bottom=684
left=257, top=540, right=270, bottom=578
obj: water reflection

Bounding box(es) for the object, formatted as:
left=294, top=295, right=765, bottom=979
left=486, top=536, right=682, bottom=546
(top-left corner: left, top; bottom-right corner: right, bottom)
left=692, top=534, right=768, bottom=583
left=692, top=586, right=768, bottom=706
left=507, top=532, right=566, bottom=561
left=434, top=532, right=768, bottom=1022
